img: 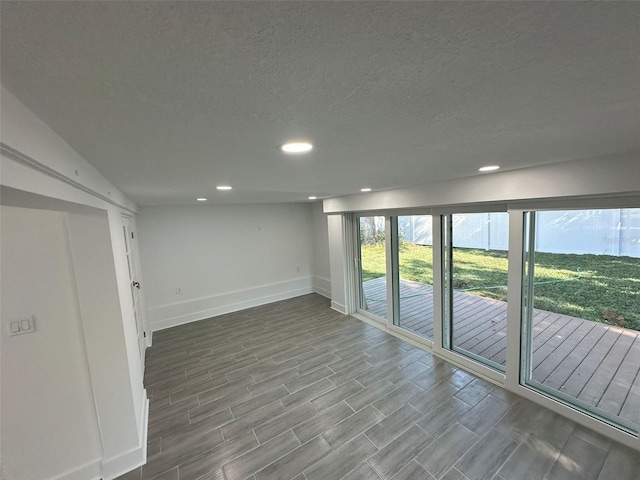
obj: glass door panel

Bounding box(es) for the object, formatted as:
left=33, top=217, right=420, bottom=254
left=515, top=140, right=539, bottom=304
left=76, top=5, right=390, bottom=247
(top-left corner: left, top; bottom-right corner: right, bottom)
left=522, top=208, right=640, bottom=434
left=394, top=215, right=434, bottom=339
left=358, top=216, right=387, bottom=320
left=443, top=212, right=509, bottom=371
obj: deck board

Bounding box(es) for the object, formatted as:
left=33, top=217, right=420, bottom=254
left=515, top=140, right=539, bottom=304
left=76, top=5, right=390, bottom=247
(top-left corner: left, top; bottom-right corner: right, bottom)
left=362, top=276, right=639, bottom=428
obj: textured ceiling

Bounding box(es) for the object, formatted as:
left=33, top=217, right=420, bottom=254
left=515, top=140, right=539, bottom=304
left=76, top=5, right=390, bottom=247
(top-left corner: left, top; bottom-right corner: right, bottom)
left=2, top=1, right=639, bottom=205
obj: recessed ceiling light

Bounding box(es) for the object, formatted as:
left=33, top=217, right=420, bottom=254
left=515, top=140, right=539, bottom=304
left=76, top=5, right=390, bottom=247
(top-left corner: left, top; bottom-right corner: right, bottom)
left=308, top=196, right=317, bottom=200
left=360, top=187, right=372, bottom=192
left=216, top=185, right=233, bottom=190
left=281, top=142, right=313, bottom=153
left=479, top=165, right=500, bottom=172
left=196, top=197, right=208, bottom=202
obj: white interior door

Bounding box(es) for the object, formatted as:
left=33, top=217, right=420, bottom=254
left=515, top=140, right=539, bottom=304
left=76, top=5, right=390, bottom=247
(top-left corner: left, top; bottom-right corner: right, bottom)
left=122, top=215, right=146, bottom=370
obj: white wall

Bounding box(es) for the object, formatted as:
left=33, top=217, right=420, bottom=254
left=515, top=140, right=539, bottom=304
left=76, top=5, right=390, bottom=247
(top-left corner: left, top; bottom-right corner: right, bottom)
left=138, top=203, right=316, bottom=330
left=324, top=151, right=640, bottom=214
left=1, top=86, right=148, bottom=479
left=1, top=207, right=102, bottom=480
left=310, top=201, right=331, bottom=298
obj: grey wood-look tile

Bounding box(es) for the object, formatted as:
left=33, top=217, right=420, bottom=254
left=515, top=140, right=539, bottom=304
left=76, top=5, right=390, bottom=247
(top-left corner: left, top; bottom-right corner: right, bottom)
left=545, top=435, right=607, bottom=480
left=441, top=467, right=470, bottom=480
left=384, top=361, right=428, bottom=385
left=391, top=461, right=435, bottom=480
left=293, top=401, right=355, bottom=444
left=572, top=426, right=612, bottom=453
left=365, top=404, right=425, bottom=448
left=328, top=360, right=375, bottom=386
left=346, top=379, right=397, bottom=412
left=305, top=434, right=378, bottom=480
left=147, top=412, right=190, bottom=438
left=147, top=438, right=161, bottom=458
left=415, top=423, right=479, bottom=479
left=458, top=394, right=511, bottom=435
left=355, top=363, right=402, bottom=388
left=446, top=369, right=477, bottom=389
left=323, top=405, right=386, bottom=449
left=135, top=295, right=640, bottom=480
left=190, top=387, right=252, bottom=424
left=374, top=382, right=425, bottom=416
left=416, top=397, right=473, bottom=437
left=230, top=385, right=289, bottom=418
left=247, top=368, right=301, bottom=395
left=281, top=378, right=335, bottom=409
left=271, top=345, right=314, bottom=363
left=197, top=468, right=225, bottom=480
left=312, top=379, right=365, bottom=411
left=293, top=347, right=338, bottom=368
left=368, top=425, right=433, bottom=480
left=284, top=365, right=334, bottom=393
left=221, top=401, right=286, bottom=441
left=408, top=363, right=455, bottom=391
left=161, top=417, right=226, bottom=457
left=454, top=378, right=495, bottom=407
left=254, top=435, right=333, bottom=480
left=342, top=462, right=384, bottom=480
left=148, top=395, right=198, bottom=426
left=254, top=402, right=317, bottom=443
left=409, top=380, right=462, bottom=415
left=597, top=443, right=640, bottom=480
left=197, top=376, right=254, bottom=405
left=497, top=435, right=558, bottom=480
left=222, top=431, right=300, bottom=480
left=455, top=428, right=517, bottom=480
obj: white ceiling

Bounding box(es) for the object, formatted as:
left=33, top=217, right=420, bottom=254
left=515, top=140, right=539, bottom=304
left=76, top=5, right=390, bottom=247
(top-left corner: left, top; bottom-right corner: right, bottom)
left=2, top=2, right=639, bottom=206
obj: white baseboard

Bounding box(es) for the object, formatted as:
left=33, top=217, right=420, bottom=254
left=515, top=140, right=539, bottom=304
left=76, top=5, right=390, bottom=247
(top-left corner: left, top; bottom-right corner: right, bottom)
left=101, top=393, right=149, bottom=480
left=331, top=300, right=347, bottom=314
left=312, top=276, right=331, bottom=299
left=149, top=277, right=315, bottom=331
left=49, top=458, right=102, bottom=480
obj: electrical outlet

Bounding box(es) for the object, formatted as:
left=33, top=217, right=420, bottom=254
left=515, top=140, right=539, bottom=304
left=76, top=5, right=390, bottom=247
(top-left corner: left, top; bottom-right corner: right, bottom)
left=176, top=287, right=182, bottom=294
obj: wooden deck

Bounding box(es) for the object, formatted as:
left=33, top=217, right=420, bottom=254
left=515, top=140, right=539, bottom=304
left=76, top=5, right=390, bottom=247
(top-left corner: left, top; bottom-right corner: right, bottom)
left=362, top=276, right=640, bottom=428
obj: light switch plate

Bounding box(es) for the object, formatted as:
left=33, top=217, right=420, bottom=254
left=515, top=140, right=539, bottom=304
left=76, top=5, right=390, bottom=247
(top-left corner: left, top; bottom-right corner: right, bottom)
left=9, top=316, right=35, bottom=336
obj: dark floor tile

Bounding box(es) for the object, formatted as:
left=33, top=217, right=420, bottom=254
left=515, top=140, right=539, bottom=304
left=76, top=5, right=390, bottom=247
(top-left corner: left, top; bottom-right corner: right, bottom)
left=455, top=428, right=517, bottom=480
left=415, top=423, right=479, bottom=479
left=293, top=401, right=355, bottom=444
left=312, top=379, right=365, bottom=411
left=323, top=405, right=385, bottom=449
left=222, top=431, right=300, bottom=480
left=342, top=462, right=384, bottom=480
left=458, top=394, right=511, bottom=435
left=368, top=425, right=433, bottom=480
left=305, top=434, right=378, bottom=480
left=254, top=435, right=333, bottom=480
left=391, top=461, right=435, bottom=480
left=545, top=434, right=607, bottom=480
left=254, top=402, right=317, bottom=443
left=365, top=403, right=425, bottom=448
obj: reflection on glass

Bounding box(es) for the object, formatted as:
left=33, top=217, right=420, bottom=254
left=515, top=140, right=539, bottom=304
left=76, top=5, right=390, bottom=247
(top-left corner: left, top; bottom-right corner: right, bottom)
left=522, top=208, right=640, bottom=433
left=358, top=216, right=387, bottom=320
left=445, top=212, right=509, bottom=372
left=394, top=215, right=434, bottom=339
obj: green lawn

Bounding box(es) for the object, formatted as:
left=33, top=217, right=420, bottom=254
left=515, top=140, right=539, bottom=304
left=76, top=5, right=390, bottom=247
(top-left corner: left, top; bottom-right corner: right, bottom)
left=360, top=243, right=640, bottom=331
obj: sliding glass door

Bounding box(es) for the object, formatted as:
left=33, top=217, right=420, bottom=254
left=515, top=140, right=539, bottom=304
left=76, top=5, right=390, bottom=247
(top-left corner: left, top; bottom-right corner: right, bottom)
left=442, top=212, right=509, bottom=372
left=391, top=215, right=434, bottom=340
left=357, top=216, right=388, bottom=320
left=522, top=208, right=640, bottom=433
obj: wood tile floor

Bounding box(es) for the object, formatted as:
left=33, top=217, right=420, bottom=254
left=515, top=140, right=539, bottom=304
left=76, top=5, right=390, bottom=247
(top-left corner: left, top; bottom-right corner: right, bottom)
left=118, top=294, right=640, bottom=480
